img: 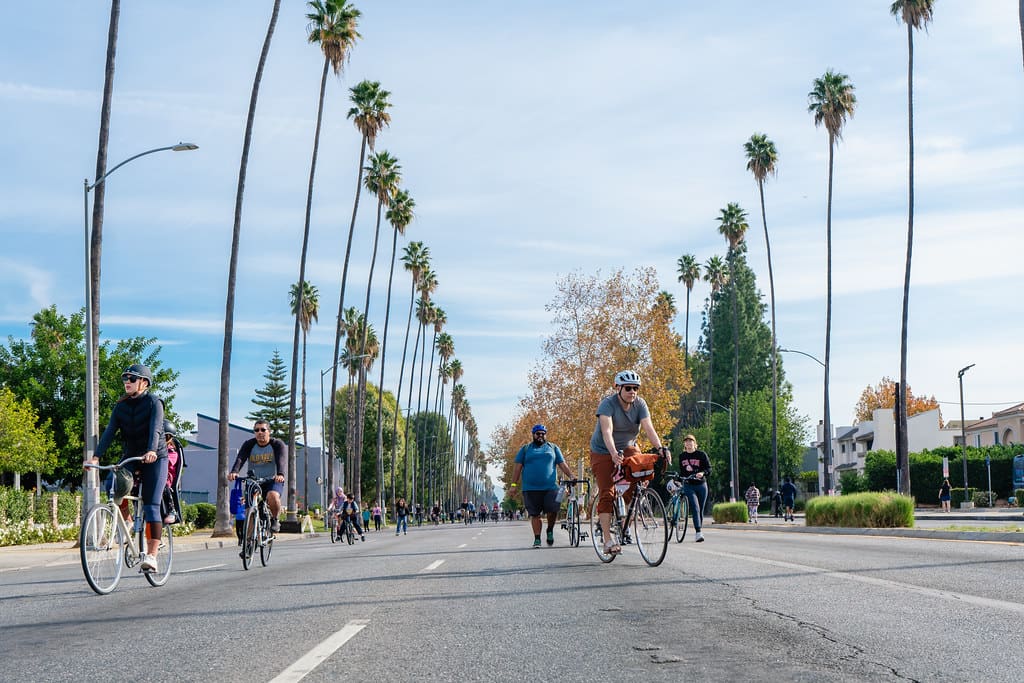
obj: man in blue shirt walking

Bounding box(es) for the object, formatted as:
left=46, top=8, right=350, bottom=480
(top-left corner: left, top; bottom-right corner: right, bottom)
left=509, top=424, right=575, bottom=548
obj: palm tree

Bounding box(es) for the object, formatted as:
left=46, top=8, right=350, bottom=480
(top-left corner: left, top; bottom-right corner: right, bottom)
left=676, top=254, right=700, bottom=372
left=744, top=132, right=780, bottom=490
left=340, top=307, right=362, bottom=488
left=717, top=203, right=749, bottom=497
left=355, top=150, right=401, bottom=498
left=656, top=290, right=676, bottom=317
left=377, top=190, right=415, bottom=509
left=891, top=0, right=934, bottom=497
left=703, top=255, right=729, bottom=410
left=809, top=69, right=857, bottom=495
left=289, top=280, right=319, bottom=511
left=328, top=79, right=392, bottom=494
left=393, top=242, right=429, bottom=498
left=289, top=0, right=361, bottom=523
left=217, top=0, right=281, bottom=537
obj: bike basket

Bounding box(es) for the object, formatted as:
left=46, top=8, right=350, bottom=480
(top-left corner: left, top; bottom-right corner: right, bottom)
left=622, top=452, right=659, bottom=482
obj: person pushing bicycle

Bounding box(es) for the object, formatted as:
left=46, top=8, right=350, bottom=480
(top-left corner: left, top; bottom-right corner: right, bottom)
left=588, top=370, right=670, bottom=555
left=88, top=363, right=168, bottom=574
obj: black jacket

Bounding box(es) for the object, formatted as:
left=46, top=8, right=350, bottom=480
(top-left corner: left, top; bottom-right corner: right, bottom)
left=96, top=392, right=167, bottom=461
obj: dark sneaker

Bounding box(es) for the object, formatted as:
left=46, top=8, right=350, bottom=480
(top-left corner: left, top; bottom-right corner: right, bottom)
left=546, top=529, right=554, bottom=546
left=532, top=538, right=541, bottom=548
left=270, top=518, right=281, bottom=534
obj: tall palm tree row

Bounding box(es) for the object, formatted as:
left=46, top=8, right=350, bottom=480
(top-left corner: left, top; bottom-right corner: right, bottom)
left=393, top=243, right=429, bottom=500
left=216, top=0, right=281, bottom=537
left=354, top=150, right=402, bottom=494
left=288, top=0, right=361, bottom=522
left=676, top=254, right=700, bottom=373
left=717, top=203, right=749, bottom=498
left=809, top=69, right=857, bottom=495
left=702, top=254, right=729, bottom=408
left=744, top=133, right=780, bottom=490
left=891, top=0, right=934, bottom=497
left=377, top=190, right=415, bottom=508
left=289, top=280, right=319, bottom=509
left=328, top=78, right=392, bottom=495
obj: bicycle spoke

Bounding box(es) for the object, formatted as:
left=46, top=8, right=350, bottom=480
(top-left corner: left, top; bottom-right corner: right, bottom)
left=633, top=489, right=669, bottom=567
left=80, top=505, right=125, bottom=594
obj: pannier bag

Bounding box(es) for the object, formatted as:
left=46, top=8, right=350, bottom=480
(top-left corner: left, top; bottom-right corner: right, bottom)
left=621, top=449, right=659, bottom=482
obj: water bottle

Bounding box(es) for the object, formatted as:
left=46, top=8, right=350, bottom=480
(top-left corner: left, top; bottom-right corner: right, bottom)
left=615, top=495, right=626, bottom=518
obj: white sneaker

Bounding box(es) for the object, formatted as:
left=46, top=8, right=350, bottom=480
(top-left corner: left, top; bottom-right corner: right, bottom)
left=141, top=554, right=158, bottom=572
left=695, top=532, right=705, bottom=543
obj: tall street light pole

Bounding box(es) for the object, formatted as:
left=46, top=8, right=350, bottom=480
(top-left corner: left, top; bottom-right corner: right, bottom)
left=698, top=399, right=735, bottom=502
left=958, top=363, right=975, bottom=507
left=82, top=143, right=198, bottom=511
left=778, top=347, right=833, bottom=495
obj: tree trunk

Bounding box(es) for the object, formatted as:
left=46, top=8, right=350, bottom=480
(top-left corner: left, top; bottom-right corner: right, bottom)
left=823, top=136, right=835, bottom=496
left=377, top=225, right=401, bottom=510
left=217, top=0, right=280, bottom=536
left=357, top=198, right=386, bottom=504
left=758, top=180, right=779, bottom=491
left=897, top=22, right=914, bottom=496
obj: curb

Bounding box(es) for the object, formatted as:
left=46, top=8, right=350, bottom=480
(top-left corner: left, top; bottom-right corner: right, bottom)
left=715, top=523, right=1024, bottom=544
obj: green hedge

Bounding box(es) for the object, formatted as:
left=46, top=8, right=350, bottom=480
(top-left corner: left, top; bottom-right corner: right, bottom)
left=712, top=502, right=748, bottom=523
left=188, top=502, right=216, bottom=528
left=0, top=487, right=79, bottom=525
left=1015, top=489, right=1024, bottom=507
left=804, top=492, right=914, bottom=528
left=865, top=446, right=1022, bottom=501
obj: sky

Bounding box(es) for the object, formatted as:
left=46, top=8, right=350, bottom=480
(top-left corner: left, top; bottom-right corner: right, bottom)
left=1, top=2, right=1022, bottom=487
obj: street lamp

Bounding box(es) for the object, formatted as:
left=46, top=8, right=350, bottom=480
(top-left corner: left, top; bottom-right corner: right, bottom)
left=82, top=143, right=198, bottom=510
left=958, top=363, right=975, bottom=507
left=778, top=346, right=833, bottom=495
left=698, top=399, right=735, bottom=502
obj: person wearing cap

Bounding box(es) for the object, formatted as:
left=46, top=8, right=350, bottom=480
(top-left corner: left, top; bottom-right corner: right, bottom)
left=509, top=424, right=574, bottom=547
left=228, top=420, right=286, bottom=534
left=89, top=363, right=168, bottom=573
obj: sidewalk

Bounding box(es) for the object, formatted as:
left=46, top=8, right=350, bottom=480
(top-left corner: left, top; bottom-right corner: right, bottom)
left=0, top=529, right=316, bottom=573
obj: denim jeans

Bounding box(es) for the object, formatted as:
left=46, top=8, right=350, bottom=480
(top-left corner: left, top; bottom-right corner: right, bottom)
left=682, top=480, right=708, bottom=532
left=396, top=515, right=407, bottom=534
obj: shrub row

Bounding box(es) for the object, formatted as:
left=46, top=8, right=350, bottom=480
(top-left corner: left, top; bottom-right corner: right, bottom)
left=804, top=491, right=914, bottom=528
left=0, top=487, right=80, bottom=526
left=865, top=447, right=1022, bottom=502
left=712, top=502, right=748, bottom=523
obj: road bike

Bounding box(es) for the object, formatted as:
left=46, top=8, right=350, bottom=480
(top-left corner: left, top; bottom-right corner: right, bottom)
left=589, top=469, right=668, bottom=566
left=559, top=478, right=590, bottom=548
left=239, top=473, right=275, bottom=570
left=80, top=456, right=174, bottom=594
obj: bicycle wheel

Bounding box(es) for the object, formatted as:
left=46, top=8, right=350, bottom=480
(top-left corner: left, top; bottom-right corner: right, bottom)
left=345, top=521, right=354, bottom=545
left=80, top=504, right=125, bottom=595
left=674, top=495, right=689, bottom=543
left=567, top=501, right=580, bottom=547
left=330, top=516, right=338, bottom=543
left=589, top=494, right=617, bottom=563
left=633, top=488, right=669, bottom=567
left=260, top=514, right=273, bottom=566
left=145, top=523, right=174, bottom=587
left=241, top=508, right=257, bottom=570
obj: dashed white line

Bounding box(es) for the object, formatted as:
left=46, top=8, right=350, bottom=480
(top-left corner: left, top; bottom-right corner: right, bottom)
left=457, top=543, right=467, bottom=548
left=420, top=559, right=445, bottom=572
left=270, top=619, right=368, bottom=682
left=177, top=564, right=226, bottom=574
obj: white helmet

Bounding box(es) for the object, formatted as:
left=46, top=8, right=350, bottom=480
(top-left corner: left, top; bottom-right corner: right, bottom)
left=614, top=370, right=641, bottom=386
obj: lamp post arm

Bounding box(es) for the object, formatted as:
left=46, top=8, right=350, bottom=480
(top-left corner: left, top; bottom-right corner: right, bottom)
left=88, top=143, right=198, bottom=191
left=778, top=347, right=825, bottom=368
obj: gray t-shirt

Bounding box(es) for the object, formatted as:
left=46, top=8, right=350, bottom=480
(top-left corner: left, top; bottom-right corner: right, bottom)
left=589, top=394, right=650, bottom=454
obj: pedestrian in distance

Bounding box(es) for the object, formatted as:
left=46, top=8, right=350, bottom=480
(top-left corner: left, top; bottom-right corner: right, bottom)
left=771, top=488, right=783, bottom=518
left=745, top=482, right=761, bottom=524
left=89, top=364, right=169, bottom=574
left=362, top=502, right=372, bottom=531
left=228, top=419, right=286, bottom=534
left=677, top=434, right=710, bottom=542
left=938, top=478, right=952, bottom=513
left=780, top=476, right=798, bottom=522
left=395, top=497, right=409, bottom=535
left=372, top=502, right=383, bottom=532
left=509, top=424, right=575, bottom=548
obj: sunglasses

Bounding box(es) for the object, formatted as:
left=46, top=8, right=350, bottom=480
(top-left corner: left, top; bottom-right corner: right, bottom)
left=122, top=375, right=140, bottom=383
left=621, top=385, right=640, bottom=392
left=254, top=427, right=269, bottom=433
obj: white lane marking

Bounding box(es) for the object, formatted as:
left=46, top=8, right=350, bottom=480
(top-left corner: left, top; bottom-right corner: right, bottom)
left=270, top=619, right=368, bottom=683
left=420, top=559, right=445, bottom=573
left=177, top=564, right=225, bottom=574
left=457, top=543, right=467, bottom=548
left=699, top=548, right=1024, bottom=615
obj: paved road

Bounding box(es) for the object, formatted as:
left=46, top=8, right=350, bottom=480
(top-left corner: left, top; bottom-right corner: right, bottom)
left=1, top=514, right=1022, bottom=682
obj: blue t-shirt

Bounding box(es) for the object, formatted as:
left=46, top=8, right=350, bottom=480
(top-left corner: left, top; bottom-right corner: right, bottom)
left=514, top=442, right=565, bottom=491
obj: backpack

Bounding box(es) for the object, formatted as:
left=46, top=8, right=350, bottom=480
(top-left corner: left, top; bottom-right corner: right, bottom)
left=621, top=448, right=660, bottom=482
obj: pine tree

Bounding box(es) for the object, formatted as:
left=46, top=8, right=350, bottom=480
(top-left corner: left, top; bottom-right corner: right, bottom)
left=248, top=349, right=299, bottom=443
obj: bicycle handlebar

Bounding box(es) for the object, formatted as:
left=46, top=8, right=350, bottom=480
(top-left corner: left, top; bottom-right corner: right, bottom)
left=83, top=455, right=145, bottom=471
left=559, top=478, right=590, bottom=486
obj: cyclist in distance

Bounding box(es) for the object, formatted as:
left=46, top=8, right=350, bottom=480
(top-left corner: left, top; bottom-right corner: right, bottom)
left=89, top=363, right=168, bottom=573
left=678, top=434, right=711, bottom=542
left=228, top=420, right=286, bottom=534
left=341, top=492, right=366, bottom=541
left=589, top=370, right=671, bottom=555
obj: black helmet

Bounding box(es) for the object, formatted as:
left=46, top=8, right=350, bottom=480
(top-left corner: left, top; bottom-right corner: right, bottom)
left=122, top=363, right=153, bottom=385
left=163, top=419, right=177, bottom=437
left=110, top=468, right=134, bottom=501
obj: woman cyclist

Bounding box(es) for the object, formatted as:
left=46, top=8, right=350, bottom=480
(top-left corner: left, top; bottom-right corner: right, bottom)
left=589, top=370, right=670, bottom=555
left=89, top=363, right=168, bottom=573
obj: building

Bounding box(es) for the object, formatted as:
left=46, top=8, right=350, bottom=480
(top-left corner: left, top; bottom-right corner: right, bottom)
left=178, top=413, right=325, bottom=509
left=957, top=402, right=1024, bottom=447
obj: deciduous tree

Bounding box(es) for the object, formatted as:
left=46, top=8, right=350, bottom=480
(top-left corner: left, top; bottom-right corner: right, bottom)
left=854, top=377, right=940, bottom=425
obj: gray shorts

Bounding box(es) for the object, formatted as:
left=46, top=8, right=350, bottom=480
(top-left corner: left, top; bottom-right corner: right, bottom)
left=522, top=489, right=559, bottom=517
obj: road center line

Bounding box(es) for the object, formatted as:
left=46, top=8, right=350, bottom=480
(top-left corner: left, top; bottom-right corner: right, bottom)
left=177, top=564, right=225, bottom=574
left=699, top=548, right=1024, bottom=615
left=270, top=619, right=368, bottom=683
left=457, top=543, right=467, bottom=548
left=420, top=559, right=445, bottom=572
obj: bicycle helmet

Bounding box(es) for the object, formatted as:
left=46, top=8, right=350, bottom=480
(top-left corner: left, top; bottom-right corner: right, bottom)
left=614, top=370, right=641, bottom=387
left=110, top=468, right=134, bottom=501
left=531, top=424, right=547, bottom=434
left=162, top=419, right=177, bottom=437
left=122, top=363, right=153, bottom=385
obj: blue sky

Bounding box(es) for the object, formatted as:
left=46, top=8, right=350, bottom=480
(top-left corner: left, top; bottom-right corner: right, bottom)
left=1, top=2, right=1022, bottom=483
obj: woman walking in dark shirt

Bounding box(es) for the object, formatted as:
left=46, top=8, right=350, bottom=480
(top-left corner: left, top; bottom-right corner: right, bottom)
left=677, top=434, right=711, bottom=542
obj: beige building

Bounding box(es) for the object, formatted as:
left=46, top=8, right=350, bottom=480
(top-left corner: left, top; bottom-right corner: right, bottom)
left=955, top=402, right=1024, bottom=447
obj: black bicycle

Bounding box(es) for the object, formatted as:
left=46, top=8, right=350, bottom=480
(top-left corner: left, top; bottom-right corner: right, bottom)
left=559, top=478, right=590, bottom=548
left=589, top=469, right=668, bottom=566
left=664, top=473, right=691, bottom=543
left=240, top=473, right=275, bottom=570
